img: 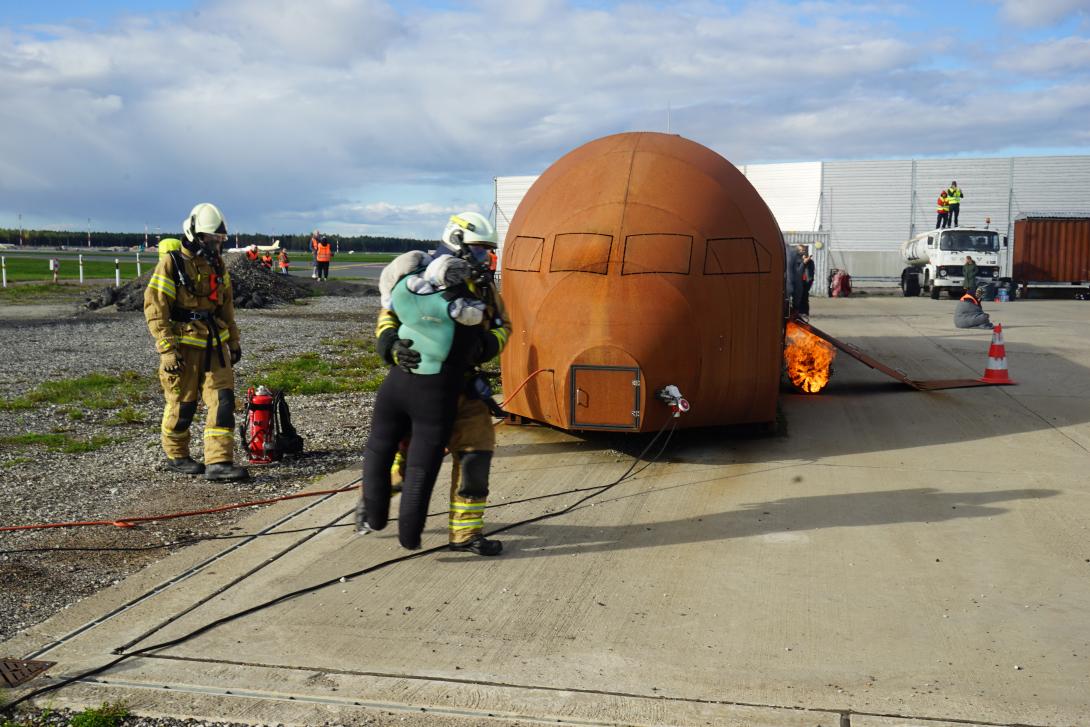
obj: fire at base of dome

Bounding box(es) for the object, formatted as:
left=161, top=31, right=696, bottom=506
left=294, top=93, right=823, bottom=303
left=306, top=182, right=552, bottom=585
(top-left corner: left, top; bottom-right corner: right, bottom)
left=784, top=321, right=836, bottom=394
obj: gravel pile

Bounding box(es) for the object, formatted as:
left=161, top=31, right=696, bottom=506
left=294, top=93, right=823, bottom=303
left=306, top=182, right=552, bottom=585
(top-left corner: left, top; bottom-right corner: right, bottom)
left=0, top=295, right=383, bottom=644
left=82, top=255, right=352, bottom=312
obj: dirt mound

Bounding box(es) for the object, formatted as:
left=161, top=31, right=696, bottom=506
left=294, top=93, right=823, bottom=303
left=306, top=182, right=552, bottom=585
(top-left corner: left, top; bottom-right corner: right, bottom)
left=85, top=254, right=316, bottom=311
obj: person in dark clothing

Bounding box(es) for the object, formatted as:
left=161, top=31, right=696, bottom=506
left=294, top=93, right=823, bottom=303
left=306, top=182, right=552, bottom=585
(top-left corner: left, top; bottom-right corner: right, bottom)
left=787, top=245, right=812, bottom=318
left=800, top=248, right=815, bottom=315
left=962, top=255, right=977, bottom=295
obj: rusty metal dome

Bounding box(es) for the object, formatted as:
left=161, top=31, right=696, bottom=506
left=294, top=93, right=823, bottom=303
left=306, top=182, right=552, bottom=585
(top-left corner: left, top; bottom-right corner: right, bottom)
left=500, top=132, right=786, bottom=432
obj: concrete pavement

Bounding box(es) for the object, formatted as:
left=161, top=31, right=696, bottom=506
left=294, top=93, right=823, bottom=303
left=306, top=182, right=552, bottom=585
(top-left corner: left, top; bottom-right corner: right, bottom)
left=3, top=296, right=1089, bottom=726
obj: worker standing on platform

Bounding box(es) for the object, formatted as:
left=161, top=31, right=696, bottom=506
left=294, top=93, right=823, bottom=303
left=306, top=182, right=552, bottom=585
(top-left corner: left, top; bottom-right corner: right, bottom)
left=936, top=190, right=950, bottom=229
left=947, top=181, right=964, bottom=227
left=144, top=203, right=248, bottom=481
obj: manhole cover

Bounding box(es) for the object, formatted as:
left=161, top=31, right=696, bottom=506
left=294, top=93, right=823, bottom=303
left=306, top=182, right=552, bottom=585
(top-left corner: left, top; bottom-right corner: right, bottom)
left=0, top=658, right=56, bottom=687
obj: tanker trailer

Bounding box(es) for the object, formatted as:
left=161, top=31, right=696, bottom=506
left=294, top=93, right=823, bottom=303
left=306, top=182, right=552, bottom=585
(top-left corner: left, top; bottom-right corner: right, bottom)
left=899, top=227, right=1002, bottom=299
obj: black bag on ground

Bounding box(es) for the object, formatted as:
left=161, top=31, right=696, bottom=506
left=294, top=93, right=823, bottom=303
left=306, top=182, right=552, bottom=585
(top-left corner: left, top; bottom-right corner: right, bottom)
left=272, top=390, right=305, bottom=455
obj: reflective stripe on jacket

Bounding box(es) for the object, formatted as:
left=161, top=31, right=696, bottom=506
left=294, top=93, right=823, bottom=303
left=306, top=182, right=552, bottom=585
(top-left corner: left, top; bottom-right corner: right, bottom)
left=316, top=242, right=333, bottom=262
left=144, top=249, right=240, bottom=352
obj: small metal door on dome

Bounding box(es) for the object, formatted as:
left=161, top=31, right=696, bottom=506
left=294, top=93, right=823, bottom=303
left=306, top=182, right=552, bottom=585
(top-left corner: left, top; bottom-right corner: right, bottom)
left=569, top=365, right=641, bottom=430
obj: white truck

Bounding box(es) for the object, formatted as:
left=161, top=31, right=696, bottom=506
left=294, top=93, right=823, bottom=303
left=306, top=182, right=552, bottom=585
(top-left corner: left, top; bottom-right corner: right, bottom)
left=900, top=227, right=1003, bottom=299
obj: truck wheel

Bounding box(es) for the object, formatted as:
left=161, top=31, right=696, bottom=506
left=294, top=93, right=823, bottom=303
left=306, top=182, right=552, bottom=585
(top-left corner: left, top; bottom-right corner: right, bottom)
left=930, top=285, right=941, bottom=300
left=901, top=272, right=920, bottom=297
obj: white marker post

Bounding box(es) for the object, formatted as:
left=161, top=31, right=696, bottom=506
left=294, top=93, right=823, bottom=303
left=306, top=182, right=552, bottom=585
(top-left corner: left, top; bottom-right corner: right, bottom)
left=114, top=258, right=121, bottom=288
left=79, top=254, right=85, bottom=284
left=1, top=256, right=6, bottom=288
left=136, top=252, right=141, bottom=278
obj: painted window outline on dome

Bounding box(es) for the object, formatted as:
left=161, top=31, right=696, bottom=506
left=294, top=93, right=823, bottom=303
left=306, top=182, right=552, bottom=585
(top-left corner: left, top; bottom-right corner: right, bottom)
left=550, top=233, right=613, bottom=275
left=504, top=235, right=544, bottom=272
left=704, top=237, right=772, bottom=275
left=620, top=233, right=693, bottom=275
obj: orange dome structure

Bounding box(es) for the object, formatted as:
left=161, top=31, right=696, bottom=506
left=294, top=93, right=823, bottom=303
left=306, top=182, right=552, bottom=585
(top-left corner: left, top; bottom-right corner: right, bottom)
left=500, top=132, right=787, bottom=432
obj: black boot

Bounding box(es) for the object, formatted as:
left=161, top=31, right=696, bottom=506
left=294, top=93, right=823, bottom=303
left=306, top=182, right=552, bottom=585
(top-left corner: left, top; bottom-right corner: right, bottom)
left=204, top=462, right=250, bottom=481
left=166, top=457, right=205, bottom=475
left=450, top=536, right=503, bottom=556
left=355, top=498, right=372, bottom=535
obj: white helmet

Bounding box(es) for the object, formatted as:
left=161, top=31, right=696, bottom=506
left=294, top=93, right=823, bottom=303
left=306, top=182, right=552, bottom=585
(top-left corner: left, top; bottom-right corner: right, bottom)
left=183, top=202, right=227, bottom=242
left=441, top=211, right=497, bottom=253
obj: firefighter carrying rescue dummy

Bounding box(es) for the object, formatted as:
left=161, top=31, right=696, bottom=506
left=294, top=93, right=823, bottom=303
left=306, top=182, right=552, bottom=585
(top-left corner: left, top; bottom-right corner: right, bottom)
left=144, top=203, right=249, bottom=481
left=358, top=212, right=511, bottom=555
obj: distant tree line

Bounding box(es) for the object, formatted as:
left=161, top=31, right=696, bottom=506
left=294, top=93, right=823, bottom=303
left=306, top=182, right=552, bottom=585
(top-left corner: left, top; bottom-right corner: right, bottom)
left=0, top=228, right=436, bottom=253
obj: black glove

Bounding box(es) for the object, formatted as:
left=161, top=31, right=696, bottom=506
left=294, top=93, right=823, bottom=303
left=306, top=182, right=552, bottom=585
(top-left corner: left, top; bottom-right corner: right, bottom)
left=160, top=351, right=185, bottom=375
left=230, top=346, right=242, bottom=365
left=391, top=339, right=420, bottom=372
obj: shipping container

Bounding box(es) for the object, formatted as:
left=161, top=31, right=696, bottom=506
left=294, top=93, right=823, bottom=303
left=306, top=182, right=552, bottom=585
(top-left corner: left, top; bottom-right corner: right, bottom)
left=1012, top=216, right=1090, bottom=290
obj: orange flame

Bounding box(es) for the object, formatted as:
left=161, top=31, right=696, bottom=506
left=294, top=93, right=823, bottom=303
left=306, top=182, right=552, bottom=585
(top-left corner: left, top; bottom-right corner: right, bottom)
left=784, top=321, right=836, bottom=394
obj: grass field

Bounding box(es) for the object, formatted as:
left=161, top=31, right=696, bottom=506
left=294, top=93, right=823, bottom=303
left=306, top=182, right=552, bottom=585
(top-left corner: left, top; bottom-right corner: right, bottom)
left=0, top=254, right=142, bottom=283
left=0, top=249, right=398, bottom=283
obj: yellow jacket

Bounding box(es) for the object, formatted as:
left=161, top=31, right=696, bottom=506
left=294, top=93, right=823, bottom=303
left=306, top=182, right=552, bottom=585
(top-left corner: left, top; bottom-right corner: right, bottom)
left=144, top=247, right=240, bottom=354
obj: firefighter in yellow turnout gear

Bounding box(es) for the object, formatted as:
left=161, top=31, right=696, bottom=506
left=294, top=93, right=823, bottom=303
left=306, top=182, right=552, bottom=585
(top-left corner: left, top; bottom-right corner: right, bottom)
left=144, top=203, right=249, bottom=481
left=370, top=212, right=511, bottom=555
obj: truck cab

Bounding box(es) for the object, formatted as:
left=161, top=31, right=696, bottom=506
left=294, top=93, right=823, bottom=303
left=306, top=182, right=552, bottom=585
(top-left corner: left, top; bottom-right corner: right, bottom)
left=900, top=227, right=1002, bottom=299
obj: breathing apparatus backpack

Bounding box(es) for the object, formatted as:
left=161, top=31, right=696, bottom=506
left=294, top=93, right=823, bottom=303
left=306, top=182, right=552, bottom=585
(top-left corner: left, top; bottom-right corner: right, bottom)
left=239, top=386, right=305, bottom=464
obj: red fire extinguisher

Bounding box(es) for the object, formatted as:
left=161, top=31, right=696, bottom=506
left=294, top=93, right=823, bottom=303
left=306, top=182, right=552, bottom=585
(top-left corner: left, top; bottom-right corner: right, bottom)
left=242, top=385, right=277, bottom=464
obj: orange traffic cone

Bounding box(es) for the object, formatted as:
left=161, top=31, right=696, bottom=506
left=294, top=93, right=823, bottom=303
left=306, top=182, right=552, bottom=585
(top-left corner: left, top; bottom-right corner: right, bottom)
left=979, top=323, right=1015, bottom=384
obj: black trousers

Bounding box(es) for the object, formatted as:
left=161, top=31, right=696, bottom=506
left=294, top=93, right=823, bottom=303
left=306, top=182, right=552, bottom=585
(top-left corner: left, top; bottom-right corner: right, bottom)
left=948, top=204, right=960, bottom=226
left=316, top=261, right=330, bottom=279
left=937, top=212, right=949, bottom=228
left=361, top=367, right=461, bottom=549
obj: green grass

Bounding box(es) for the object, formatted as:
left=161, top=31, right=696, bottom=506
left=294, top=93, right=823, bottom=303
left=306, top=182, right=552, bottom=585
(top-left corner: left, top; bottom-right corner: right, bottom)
left=253, top=336, right=387, bottom=395
left=0, top=432, right=115, bottom=453
left=0, top=255, right=142, bottom=283
left=0, top=282, right=90, bottom=304
left=69, top=702, right=129, bottom=727
left=108, top=406, right=145, bottom=425
left=0, top=371, right=149, bottom=411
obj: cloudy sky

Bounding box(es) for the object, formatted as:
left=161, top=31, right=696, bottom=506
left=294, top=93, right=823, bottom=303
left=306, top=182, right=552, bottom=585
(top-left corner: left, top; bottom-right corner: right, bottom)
left=2, top=0, right=1089, bottom=238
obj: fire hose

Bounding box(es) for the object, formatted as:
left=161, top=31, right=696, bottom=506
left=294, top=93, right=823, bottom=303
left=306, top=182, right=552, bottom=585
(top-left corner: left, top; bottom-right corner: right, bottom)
left=0, top=369, right=555, bottom=534
left=2, top=396, right=686, bottom=714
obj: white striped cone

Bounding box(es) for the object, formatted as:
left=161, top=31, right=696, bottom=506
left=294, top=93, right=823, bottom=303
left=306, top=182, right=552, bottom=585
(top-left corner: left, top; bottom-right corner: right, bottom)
left=980, top=323, right=1014, bottom=384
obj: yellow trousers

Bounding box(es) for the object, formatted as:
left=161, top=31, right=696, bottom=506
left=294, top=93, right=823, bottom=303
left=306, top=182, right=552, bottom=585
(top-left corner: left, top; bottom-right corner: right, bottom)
left=159, top=344, right=237, bottom=464
left=446, top=396, right=496, bottom=544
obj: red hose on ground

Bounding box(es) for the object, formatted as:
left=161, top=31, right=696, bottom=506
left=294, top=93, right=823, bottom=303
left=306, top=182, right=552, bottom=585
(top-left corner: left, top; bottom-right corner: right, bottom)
left=1, top=370, right=554, bottom=534
left=0, top=485, right=358, bottom=533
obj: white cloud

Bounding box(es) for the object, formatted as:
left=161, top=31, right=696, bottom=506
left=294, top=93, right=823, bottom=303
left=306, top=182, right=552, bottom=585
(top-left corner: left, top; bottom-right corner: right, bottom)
left=998, top=36, right=1090, bottom=74
left=995, top=0, right=1090, bottom=27
left=0, top=0, right=1087, bottom=236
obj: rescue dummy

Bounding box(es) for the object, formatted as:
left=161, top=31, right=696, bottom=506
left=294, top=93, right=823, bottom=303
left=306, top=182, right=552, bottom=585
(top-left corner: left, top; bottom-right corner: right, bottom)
left=358, top=212, right=511, bottom=555
left=143, top=203, right=249, bottom=481
left=954, top=289, right=994, bottom=329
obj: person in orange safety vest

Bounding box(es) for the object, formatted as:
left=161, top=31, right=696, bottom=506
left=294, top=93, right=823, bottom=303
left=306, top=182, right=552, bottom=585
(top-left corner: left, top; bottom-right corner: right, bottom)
left=936, top=191, right=950, bottom=229
left=315, top=236, right=333, bottom=281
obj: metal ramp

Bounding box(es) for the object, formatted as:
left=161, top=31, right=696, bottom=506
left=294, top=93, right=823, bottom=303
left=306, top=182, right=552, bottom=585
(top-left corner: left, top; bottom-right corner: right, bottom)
left=793, top=317, right=1008, bottom=391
